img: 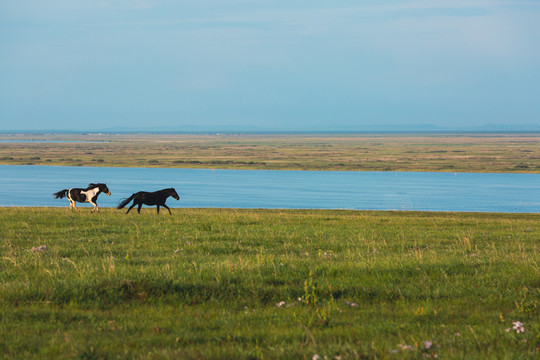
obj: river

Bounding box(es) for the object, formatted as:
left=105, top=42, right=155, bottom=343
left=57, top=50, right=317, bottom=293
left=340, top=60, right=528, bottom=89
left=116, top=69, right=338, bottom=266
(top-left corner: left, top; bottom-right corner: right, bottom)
left=0, top=165, right=538, bottom=212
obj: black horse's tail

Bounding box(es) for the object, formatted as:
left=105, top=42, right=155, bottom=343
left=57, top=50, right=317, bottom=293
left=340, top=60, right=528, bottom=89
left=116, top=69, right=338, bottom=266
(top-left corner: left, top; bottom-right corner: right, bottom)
left=53, top=189, right=69, bottom=199
left=117, top=194, right=135, bottom=209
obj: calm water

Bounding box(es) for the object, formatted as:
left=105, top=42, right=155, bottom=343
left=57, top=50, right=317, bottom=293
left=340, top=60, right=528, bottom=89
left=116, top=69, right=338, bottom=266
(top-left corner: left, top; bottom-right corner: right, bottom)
left=0, top=165, right=538, bottom=212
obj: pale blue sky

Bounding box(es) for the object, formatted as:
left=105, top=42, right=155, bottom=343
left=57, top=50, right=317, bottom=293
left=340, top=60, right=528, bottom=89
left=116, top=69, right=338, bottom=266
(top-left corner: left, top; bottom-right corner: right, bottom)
left=1, top=0, right=539, bottom=131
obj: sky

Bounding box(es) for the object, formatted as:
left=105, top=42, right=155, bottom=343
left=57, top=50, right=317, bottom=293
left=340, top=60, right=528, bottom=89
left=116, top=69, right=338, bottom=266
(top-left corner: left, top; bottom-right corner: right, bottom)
left=1, top=0, right=539, bottom=131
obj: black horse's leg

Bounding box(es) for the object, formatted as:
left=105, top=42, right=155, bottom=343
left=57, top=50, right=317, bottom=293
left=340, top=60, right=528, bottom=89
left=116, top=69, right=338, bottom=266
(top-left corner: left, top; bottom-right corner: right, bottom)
left=137, top=203, right=142, bottom=214
left=126, top=202, right=136, bottom=214
left=163, top=204, right=172, bottom=215
left=156, top=205, right=160, bottom=214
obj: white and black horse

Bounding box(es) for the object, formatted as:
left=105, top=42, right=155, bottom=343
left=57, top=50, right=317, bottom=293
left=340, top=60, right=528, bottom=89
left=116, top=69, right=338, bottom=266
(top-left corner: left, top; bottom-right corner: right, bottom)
left=53, top=183, right=111, bottom=213
left=117, top=188, right=180, bottom=215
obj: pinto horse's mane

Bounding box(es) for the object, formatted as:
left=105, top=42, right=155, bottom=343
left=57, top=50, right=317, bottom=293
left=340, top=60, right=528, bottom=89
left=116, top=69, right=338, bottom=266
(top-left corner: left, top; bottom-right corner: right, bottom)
left=86, top=183, right=106, bottom=190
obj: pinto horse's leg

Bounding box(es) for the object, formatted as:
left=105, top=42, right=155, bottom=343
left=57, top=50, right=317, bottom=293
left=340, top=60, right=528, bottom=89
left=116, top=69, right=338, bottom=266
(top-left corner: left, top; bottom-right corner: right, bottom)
left=162, top=204, right=172, bottom=215
left=70, top=200, right=80, bottom=212
left=68, top=191, right=79, bottom=212
left=89, top=200, right=99, bottom=213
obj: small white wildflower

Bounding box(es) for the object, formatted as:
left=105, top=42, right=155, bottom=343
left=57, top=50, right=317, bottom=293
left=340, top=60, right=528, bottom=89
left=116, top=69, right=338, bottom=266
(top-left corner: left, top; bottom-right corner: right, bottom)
left=312, top=355, right=321, bottom=360
left=512, top=321, right=525, bottom=333
left=276, top=301, right=286, bottom=307
left=424, top=340, right=432, bottom=349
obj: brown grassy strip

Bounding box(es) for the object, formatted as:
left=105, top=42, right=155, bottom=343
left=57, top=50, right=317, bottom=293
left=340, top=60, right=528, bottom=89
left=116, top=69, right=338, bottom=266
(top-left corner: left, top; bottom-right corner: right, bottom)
left=1, top=133, right=539, bottom=172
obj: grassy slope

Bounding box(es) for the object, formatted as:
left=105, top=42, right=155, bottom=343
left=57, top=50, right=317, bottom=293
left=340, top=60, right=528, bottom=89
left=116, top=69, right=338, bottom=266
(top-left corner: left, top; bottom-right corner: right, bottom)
left=1, top=207, right=539, bottom=359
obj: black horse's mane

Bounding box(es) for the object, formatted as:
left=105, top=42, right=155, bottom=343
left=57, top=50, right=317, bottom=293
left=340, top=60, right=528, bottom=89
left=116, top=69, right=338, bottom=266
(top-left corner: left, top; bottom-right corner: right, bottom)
left=146, top=188, right=175, bottom=195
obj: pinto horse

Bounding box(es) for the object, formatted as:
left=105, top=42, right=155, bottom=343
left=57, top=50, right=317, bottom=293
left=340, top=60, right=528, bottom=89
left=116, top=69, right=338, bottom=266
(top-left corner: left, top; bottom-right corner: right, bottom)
left=117, top=188, right=180, bottom=215
left=53, top=183, right=111, bottom=213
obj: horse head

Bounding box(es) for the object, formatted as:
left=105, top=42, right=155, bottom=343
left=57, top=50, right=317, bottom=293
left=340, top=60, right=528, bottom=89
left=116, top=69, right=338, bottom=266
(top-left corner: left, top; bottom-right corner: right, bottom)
left=170, top=188, right=180, bottom=200
left=90, top=183, right=111, bottom=196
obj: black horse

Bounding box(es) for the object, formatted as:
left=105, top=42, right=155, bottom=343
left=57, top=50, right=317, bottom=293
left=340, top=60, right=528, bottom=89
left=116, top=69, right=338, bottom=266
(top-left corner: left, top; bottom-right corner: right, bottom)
left=53, top=183, right=111, bottom=213
left=117, top=188, right=180, bottom=215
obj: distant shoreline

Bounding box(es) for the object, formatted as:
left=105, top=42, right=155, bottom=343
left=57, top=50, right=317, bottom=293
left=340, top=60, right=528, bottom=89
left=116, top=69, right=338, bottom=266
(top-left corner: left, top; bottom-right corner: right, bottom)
left=2, top=130, right=540, bottom=136
left=1, top=132, right=538, bottom=173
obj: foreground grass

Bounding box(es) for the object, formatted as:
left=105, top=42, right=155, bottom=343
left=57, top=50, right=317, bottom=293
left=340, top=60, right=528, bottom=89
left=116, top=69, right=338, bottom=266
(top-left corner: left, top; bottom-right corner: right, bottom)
left=1, top=207, right=539, bottom=359
left=1, top=133, right=539, bottom=172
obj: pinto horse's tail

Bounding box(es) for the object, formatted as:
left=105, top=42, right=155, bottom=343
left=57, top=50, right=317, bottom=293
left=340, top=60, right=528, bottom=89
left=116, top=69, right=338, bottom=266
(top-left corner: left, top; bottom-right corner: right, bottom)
left=117, top=194, right=135, bottom=209
left=53, top=189, right=69, bottom=199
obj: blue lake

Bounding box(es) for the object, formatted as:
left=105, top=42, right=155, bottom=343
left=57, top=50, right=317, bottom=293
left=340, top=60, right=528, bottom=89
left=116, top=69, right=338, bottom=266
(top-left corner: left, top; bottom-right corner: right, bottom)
left=0, top=165, right=538, bottom=213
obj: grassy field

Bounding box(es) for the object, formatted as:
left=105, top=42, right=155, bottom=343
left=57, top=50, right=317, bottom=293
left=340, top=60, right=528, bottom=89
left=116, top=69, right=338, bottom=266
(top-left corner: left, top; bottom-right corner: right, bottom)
left=1, top=207, right=538, bottom=359
left=1, top=133, right=539, bottom=173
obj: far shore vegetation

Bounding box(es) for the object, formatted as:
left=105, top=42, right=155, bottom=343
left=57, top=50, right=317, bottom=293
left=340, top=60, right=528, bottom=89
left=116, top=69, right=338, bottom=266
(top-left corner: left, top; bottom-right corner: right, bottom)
left=1, top=132, right=539, bottom=173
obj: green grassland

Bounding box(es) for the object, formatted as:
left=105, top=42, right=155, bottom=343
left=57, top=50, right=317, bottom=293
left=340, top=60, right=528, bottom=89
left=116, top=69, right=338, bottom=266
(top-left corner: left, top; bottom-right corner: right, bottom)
left=1, top=133, right=539, bottom=172
left=1, top=207, right=538, bottom=359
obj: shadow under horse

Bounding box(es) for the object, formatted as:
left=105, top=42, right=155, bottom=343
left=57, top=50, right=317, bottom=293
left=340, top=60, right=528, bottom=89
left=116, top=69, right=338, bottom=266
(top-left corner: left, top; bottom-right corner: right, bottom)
left=117, top=188, right=180, bottom=215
